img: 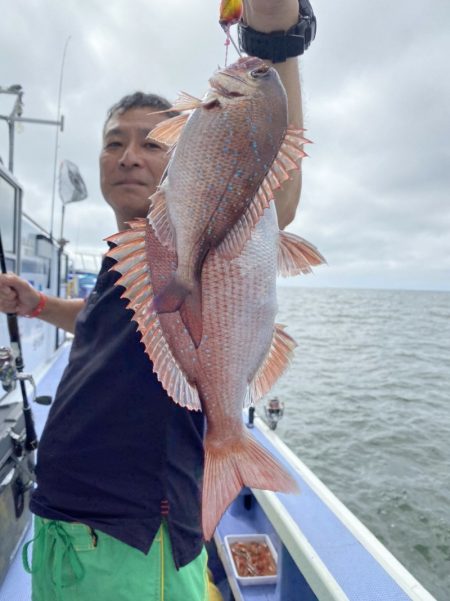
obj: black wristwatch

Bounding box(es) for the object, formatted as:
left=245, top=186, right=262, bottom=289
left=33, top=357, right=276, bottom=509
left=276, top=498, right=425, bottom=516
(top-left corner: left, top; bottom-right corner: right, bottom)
left=238, top=0, right=317, bottom=63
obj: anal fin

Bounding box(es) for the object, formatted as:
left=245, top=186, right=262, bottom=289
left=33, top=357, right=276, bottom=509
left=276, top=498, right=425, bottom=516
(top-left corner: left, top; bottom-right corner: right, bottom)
left=247, top=325, right=297, bottom=405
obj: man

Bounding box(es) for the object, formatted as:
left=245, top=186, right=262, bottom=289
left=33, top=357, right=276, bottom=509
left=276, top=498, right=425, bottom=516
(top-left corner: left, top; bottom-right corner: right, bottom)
left=0, top=1, right=314, bottom=598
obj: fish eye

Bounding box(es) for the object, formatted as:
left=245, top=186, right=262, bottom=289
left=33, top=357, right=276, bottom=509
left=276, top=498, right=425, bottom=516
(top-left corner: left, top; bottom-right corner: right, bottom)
left=250, top=66, right=270, bottom=79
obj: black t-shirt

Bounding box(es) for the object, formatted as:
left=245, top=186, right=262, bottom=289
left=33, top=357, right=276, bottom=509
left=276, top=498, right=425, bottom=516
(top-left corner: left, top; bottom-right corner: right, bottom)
left=30, top=253, right=205, bottom=568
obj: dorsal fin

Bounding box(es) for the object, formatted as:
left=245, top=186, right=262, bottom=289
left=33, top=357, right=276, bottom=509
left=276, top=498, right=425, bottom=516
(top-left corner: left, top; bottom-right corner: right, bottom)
left=106, top=219, right=201, bottom=412
left=147, top=187, right=175, bottom=250
left=105, top=230, right=145, bottom=247
left=278, top=232, right=326, bottom=277
left=216, top=126, right=311, bottom=260
left=120, top=272, right=149, bottom=302
left=247, top=324, right=297, bottom=406
left=128, top=217, right=148, bottom=229
left=115, top=262, right=148, bottom=290
left=146, top=113, right=190, bottom=148
left=110, top=248, right=147, bottom=274
left=106, top=238, right=145, bottom=262
left=269, top=126, right=310, bottom=187
left=216, top=188, right=272, bottom=259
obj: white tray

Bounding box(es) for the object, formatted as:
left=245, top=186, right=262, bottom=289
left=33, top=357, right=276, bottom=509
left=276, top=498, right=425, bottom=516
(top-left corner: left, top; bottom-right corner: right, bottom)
left=224, top=533, right=278, bottom=586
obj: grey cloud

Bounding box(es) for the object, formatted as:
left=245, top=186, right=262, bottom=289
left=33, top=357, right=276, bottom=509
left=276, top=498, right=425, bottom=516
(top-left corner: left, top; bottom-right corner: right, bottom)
left=1, top=0, right=449, bottom=290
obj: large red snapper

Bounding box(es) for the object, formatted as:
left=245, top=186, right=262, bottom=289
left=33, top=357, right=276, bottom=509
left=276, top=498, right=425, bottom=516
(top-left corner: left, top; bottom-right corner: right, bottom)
left=106, top=204, right=324, bottom=540
left=147, top=56, right=309, bottom=346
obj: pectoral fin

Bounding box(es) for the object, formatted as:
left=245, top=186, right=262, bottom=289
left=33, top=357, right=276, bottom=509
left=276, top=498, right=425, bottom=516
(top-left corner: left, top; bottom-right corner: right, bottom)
left=151, top=91, right=203, bottom=114
left=278, top=232, right=326, bottom=277
left=171, top=91, right=204, bottom=111
left=147, top=113, right=190, bottom=148
left=154, top=276, right=203, bottom=349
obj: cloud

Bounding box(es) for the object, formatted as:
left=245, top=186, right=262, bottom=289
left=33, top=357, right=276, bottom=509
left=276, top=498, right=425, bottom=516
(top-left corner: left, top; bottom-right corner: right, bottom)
left=289, top=0, right=450, bottom=290
left=1, top=0, right=449, bottom=290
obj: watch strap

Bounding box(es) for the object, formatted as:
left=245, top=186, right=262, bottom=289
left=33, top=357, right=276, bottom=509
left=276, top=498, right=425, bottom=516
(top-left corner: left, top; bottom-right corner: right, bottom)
left=238, top=0, right=317, bottom=63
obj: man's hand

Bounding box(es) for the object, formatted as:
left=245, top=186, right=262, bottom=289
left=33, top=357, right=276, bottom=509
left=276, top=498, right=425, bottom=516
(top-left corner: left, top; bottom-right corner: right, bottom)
left=0, top=272, right=84, bottom=333
left=243, top=0, right=299, bottom=32
left=0, top=273, right=41, bottom=316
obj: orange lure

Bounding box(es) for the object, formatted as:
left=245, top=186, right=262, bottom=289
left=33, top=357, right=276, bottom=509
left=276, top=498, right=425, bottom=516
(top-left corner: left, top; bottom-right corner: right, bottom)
left=219, top=0, right=243, bottom=28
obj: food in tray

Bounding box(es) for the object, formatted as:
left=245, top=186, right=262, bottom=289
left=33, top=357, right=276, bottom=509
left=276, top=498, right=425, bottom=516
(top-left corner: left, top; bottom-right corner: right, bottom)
left=230, top=540, right=277, bottom=577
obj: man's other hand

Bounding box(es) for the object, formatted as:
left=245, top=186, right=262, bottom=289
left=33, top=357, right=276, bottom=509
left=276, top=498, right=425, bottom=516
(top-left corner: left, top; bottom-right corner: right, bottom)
left=0, top=273, right=41, bottom=316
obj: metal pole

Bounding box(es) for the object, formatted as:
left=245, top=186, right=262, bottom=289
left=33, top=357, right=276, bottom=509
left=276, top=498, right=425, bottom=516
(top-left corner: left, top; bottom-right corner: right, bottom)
left=59, top=203, right=66, bottom=243
left=50, top=36, right=71, bottom=240
left=0, top=114, right=63, bottom=175
left=7, top=116, right=64, bottom=128
left=8, top=119, right=14, bottom=173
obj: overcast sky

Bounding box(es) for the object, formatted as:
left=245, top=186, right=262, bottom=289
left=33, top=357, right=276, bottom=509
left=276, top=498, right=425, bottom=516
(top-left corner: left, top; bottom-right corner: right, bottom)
left=1, top=0, right=449, bottom=290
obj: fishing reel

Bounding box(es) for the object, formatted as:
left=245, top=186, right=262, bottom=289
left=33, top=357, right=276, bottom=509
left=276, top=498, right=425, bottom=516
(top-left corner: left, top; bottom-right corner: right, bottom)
left=0, top=346, right=52, bottom=405
left=264, top=397, right=284, bottom=431
left=246, top=396, right=285, bottom=431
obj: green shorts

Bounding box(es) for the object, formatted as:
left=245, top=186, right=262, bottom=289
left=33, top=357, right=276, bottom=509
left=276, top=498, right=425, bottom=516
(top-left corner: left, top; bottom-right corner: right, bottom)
left=24, top=516, right=211, bottom=601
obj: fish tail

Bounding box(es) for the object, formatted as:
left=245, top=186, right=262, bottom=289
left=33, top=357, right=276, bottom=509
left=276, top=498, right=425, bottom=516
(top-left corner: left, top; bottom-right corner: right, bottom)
left=202, top=434, right=299, bottom=540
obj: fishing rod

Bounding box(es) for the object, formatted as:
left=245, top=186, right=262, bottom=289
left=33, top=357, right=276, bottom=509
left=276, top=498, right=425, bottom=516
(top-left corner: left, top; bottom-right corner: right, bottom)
left=0, top=229, right=39, bottom=452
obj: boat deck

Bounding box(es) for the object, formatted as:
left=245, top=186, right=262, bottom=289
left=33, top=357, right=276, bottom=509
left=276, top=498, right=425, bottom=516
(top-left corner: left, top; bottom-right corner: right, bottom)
left=0, top=344, right=436, bottom=601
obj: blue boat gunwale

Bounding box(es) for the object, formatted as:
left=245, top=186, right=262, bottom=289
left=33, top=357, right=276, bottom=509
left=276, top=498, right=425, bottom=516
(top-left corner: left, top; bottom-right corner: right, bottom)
left=229, top=416, right=437, bottom=601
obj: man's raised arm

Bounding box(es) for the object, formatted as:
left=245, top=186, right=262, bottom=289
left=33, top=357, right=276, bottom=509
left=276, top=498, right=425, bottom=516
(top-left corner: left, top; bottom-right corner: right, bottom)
left=242, top=0, right=313, bottom=228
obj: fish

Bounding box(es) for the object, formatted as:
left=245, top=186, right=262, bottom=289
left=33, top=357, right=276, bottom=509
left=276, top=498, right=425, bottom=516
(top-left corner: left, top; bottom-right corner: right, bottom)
left=106, top=203, right=325, bottom=540
left=146, top=56, right=310, bottom=347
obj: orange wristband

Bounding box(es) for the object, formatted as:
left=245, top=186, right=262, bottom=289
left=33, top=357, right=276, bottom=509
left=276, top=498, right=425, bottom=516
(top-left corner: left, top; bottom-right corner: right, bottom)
left=26, top=292, right=47, bottom=318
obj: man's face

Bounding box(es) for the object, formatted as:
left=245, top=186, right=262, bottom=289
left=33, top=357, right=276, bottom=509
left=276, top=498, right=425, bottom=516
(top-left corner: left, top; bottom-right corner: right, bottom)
left=100, top=107, right=169, bottom=223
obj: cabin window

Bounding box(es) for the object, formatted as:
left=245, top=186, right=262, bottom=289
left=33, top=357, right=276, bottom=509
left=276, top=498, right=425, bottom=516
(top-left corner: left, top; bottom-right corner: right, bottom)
left=21, top=221, right=52, bottom=289
left=0, top=175, right=16, bottom=253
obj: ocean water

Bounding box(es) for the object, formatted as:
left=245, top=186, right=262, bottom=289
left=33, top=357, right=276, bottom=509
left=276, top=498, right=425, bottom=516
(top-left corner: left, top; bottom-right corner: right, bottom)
left=269, top=287, right=450, bottom=601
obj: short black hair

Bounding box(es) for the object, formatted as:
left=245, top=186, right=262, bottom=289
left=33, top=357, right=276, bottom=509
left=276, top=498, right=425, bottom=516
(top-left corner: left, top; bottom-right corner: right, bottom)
left=104, top=91, right=179, bottom=128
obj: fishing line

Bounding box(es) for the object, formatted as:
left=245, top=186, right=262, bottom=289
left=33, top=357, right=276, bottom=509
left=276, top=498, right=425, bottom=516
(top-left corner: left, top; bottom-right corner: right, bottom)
left=223, top=27, right=241, bottom=67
